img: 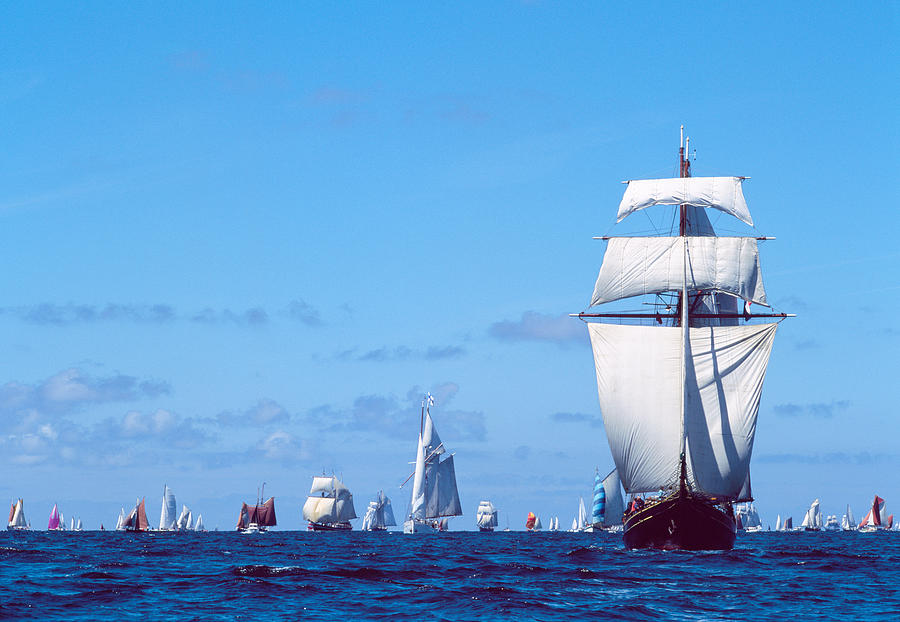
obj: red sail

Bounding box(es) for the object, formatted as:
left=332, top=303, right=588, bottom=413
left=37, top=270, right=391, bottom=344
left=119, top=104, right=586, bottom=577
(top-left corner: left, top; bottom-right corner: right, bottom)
left=257, top=497, right=277, bottom=526
left=525, top=512, right=536, bottom=529
left=238, top=497, right=277, bottom=528
left=137, top=498, right=149, bottom=531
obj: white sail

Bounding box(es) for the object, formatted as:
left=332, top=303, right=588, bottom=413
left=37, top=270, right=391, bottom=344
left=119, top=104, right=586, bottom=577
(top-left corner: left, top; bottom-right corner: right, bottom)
left=425, top=454, right=462, bottom=518
left=775, top=515, right=782, bottom=531
left=176, top=505, right=192, bottom=530
left=159, top=485, right=177, bottom=530
left=194, top=514, right=204, bottom=531
left=589, top=322, right=777, bottom=498
left=600, top=470, right=626, bottom=527
left=617, top=176, right=753, bottom=226
left=533, top=516, right=543, bottom=531
left=570, top=517, right=577, bottom=531
left=309, top=476, right=337, bottom=496
left=115, top=507, right=125, bottom=531
left=846, top=504, right=855, bottom=530
left=409, top=435, right=427, bottom=520
left=577, top=498, right=587, bottom=530
left=70, top=516, right=75, bottom=530
left=591, top=237, right=767, bottom=307
left=381, top=494, right=397, bottom=526
left=75, top=518, right=82, bottom=531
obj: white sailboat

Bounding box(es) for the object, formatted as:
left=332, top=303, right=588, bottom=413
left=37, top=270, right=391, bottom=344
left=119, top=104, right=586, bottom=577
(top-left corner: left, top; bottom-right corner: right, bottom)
left=158, top=485, right=177, bottom=531
left=7, top=499, right=28, bottom=531
left=576, top=497, right=587, bottom=531
left=402, top=394, right=463, bottom=534
left=476, top=500, right=499, bottom=532
left=115, top=507, right=126, bottom=531
left=841, top=504, right=856, bottom=531
left=176, top=505, right=194, bottom=531
left=193, top=514, right=205, bottom=532
left=74, top=518, right=83, bottom=531
left=303, top=475, right=357, bottom=531
left=361, top=490, right=397, bottom=532
left=775, top=515, right=782, bottom=532
left=569, top=517, right=578, bottom=532
left=801, top=499, right=822, bottom=531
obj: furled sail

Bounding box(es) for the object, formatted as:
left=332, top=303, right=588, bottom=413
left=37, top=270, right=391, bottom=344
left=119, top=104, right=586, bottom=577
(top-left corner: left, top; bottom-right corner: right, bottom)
left=591, top=237, right=767, bottom=307
left=159, top=485, right=177, bottom=530
left=600, top=470, right=625, bottom=528
left=618, top=177, right=753, bottom=226
left=588, top=322, right=777, bottom=499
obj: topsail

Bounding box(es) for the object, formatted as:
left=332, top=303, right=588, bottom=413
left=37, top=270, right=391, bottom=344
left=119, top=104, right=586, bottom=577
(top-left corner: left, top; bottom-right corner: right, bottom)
left=618, top=176, right=753, bottom=226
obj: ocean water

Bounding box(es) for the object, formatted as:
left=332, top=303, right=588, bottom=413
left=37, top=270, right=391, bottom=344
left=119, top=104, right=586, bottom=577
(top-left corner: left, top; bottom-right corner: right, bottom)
left=2, top=530, right=898, bottom=620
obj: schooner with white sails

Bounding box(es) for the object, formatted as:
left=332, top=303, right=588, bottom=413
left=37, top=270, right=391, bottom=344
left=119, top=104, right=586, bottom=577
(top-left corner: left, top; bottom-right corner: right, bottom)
left=402, top=394, right=462, bottom=533
left=577, top=128, right=790, bottom=550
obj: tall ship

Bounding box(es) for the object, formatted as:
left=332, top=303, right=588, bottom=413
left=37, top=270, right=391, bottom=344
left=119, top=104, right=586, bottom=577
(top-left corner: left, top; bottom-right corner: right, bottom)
left=303, top=475, right=357, bottom=531
left=476, top=501, right=498, bottom=532
left=577, top=128, right=789, bottom=550
left=735, top=502, right=763, bottom=532
left=236, top=487, right=277, bottom=533
left=361, top=490, right=397, bottom=531
left=402, top=394, right=462, bottom=533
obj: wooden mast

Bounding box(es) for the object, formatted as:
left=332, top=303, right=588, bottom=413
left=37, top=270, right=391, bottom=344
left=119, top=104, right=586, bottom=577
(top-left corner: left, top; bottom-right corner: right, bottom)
left=678, top=126, right=689, bottom=498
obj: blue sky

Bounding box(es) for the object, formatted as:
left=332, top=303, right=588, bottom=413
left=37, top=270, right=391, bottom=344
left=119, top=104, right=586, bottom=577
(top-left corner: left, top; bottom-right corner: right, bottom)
left=1, top=2, right=897, bottom=530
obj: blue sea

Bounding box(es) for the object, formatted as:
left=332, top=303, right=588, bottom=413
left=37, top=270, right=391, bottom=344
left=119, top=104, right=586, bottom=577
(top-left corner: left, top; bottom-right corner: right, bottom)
left=2, top=530, right=898, bottom=620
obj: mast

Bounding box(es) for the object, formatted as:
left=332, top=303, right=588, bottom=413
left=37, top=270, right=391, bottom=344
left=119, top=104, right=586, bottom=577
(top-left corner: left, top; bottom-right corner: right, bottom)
left=678, top=126, right=690, bottom=497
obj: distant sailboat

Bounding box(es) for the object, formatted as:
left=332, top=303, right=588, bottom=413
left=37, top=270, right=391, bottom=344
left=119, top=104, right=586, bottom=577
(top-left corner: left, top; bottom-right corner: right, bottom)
left=549, top=517, right=559, bottom=532
left=782, top=516, right=794, bottom=532
left=569, top=516, right=578, bottom=532
left=115, top=507, right=126, bottom=531
left=775, top=515, right=782, bottom=532
left=176, top=505, right=194, bottom=531
left=402, top=394, right=463, bottom=534
left=859, top=495, right=892, bottom=532
left=362, top=490, right=397, bottom=532
left=193, top=514, right=205, bottom=532
left=841, top=504, right=856, bottom=531
left=9, top=499, right=31, bottom=531
left=74, top=518, right=83, bottom=531
left=303, top=474, right=357, bottom=531
left=526, top=511, right=537, bottom=531
left=584, top=469, right=606, bottom=533
left=476, top=501, right=498, bottom=532
left=576, top=497, right=588, bottom=532
left=237, top=485, right=277, bottom=534
left=824, top=515, right=840, bottom=531
left=801, top=499, right=822, bottom=531
left=158, top=485, right=177, bottom=531
left=48, top=504, right=62, bottom=531
left=735, top=503, right=763, bottom=532
left=120, top=498, right=150, bottom=532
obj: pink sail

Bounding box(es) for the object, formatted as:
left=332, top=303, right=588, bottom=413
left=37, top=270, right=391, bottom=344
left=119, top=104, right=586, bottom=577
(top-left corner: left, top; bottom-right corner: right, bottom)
left=48, top=504, right=60, bottom=530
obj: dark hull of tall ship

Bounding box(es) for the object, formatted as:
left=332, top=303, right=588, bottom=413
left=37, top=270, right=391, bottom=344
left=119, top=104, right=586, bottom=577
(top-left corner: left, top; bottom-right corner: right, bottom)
left=307, top=521, right=352, bottom=532
left=478, top=526, right=494, bottom=532
left=623, top=496, right=735, bottom=551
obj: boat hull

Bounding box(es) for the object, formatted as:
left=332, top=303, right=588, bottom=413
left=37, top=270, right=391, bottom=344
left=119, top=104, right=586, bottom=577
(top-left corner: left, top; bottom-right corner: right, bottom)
left=308, top=521, right=351, bottom=532
left=623, top=496, right=735, bottom=551
left=403, top=519, right=437, bottom=534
